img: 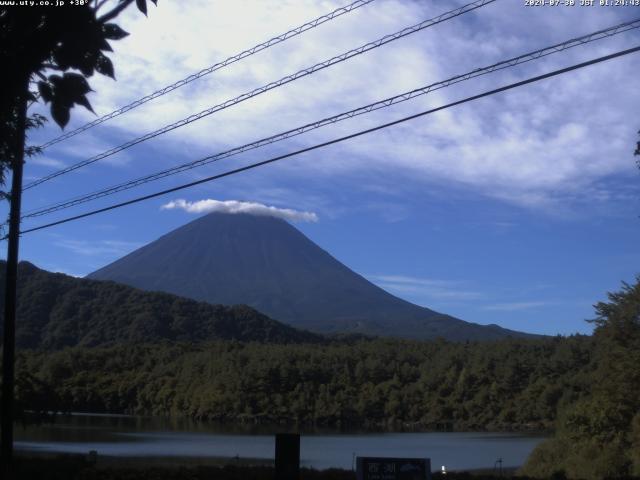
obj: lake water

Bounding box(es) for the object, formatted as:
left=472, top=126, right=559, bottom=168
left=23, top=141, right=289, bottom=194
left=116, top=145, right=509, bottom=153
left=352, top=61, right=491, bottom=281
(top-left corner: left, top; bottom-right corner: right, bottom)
left=15, top=414, right=546, bottom=471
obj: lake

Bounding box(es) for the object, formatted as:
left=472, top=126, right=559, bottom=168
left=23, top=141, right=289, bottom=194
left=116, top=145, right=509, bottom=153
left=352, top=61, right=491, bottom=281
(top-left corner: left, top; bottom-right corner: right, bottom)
left=15, top=414, right=546, bottom=471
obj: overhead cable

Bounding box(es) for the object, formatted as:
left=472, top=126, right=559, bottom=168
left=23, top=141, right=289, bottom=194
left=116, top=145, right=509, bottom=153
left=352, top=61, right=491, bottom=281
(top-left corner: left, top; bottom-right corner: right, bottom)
left=24, top=0, right=496, bottom=190
left=37, top=0, right=377, bottom=150
left=21, top=18, right=640, bottom=219
left=16, top=45, right=640, bottom=237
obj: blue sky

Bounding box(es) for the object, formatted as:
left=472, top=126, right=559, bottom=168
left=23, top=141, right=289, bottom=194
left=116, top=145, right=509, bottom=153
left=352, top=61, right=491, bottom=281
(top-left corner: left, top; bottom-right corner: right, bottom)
left=4, top=0, right=640, bottom=336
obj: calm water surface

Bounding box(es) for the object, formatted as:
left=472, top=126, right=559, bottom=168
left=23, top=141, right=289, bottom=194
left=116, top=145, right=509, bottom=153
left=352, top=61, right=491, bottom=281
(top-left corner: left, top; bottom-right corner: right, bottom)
left=15, top=414, right=546, bottom=471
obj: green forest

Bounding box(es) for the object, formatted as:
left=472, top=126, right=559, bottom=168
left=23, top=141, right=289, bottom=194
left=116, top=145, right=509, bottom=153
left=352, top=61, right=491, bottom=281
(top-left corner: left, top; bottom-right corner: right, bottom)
left=2, top=264, right=639, bottom=478
left=14, top=335, right=592, bottom=430
left=521, top=279, right=640, bottom=479
left=0, top=261, right=323, bottom=348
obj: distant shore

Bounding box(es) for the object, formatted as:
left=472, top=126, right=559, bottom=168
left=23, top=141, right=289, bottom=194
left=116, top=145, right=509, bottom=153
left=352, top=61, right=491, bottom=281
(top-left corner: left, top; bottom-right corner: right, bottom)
left=19, top=410, right=553, bottom=436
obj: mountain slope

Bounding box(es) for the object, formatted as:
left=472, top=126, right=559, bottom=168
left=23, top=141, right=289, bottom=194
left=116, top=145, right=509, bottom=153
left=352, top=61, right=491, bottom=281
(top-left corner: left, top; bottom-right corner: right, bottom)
left=0, top=261, right=322, bottom=349
left=88, top=213, right=532, bottom=341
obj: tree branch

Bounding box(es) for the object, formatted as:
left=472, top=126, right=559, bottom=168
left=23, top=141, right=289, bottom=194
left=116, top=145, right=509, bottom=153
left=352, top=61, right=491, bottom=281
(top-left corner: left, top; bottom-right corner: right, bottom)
left=97, top=0, right=135, bottom=23
left=94, top=0, right=110, bottom=13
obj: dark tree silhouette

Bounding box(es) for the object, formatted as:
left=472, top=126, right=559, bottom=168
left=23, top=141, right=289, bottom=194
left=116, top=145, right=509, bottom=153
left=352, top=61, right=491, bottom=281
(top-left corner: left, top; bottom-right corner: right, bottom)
left=1, top=0, right=157, bottom=175
left=0, top=0, right=157, bottom=475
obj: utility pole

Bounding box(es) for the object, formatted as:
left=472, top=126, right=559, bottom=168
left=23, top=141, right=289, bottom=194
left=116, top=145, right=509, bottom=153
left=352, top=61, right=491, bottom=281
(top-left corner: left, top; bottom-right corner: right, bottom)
left=1, top=76, right=28, bottom=479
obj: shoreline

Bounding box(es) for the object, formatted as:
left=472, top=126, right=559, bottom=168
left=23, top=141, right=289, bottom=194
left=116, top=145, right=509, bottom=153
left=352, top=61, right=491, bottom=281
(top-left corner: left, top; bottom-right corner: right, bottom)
left=13, top=452, right=523, bottom=479
left=19, top=411, right=552, bottom=436
left=15, top=450, right=274, bottom=468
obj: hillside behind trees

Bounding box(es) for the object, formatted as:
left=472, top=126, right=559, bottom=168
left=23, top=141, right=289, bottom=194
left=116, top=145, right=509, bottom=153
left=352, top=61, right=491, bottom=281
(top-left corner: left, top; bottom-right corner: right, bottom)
left=0, top=261, right=322, bottom=349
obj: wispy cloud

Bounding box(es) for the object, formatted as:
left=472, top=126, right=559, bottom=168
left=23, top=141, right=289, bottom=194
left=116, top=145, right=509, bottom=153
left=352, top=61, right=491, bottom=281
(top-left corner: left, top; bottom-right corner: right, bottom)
left=481, top=301, right=552, bottom=312
left=371, top=275, right=559, bottom=311
left=25, top=0, right=638, bottom=216
left=369, top=274, right=484, bottom=301
left=27, top=156, right=67, bottom=168
left=50, top=268, right=84, bottom=278
left=97, top=0, right=636, bottom=215
left=161, top=198, right=319, bottom=223
left=54, top=239, right=142, bottom=257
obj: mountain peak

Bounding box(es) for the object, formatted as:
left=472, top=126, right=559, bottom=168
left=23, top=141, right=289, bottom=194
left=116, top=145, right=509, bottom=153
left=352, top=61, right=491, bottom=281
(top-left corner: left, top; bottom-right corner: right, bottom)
left=88, top=213, right=534, bottom=341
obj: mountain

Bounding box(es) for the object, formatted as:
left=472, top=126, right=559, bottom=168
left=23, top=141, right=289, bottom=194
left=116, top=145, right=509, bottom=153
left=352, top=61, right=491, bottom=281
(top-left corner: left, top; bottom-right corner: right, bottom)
left=88, top=212, right=532, bottom=341
left=0, top=261, right=322, bottom=350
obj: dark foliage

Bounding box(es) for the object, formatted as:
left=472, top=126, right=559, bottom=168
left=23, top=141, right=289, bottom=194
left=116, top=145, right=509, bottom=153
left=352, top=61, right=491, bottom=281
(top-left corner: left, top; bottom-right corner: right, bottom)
left=522, top=278, right=640, bottom=479
left=0, top=261, right=597, bottom=433
left=0, top=261, right=323, bottom=349
left=12, top=456, right=356, bottom=480
left=11, top=334, right=593, bottom=431
left=0, top=0, right=157, bottom=184
left=4, top=268, right=639, bottom=478
left=10, top=453, right=640, bottom=480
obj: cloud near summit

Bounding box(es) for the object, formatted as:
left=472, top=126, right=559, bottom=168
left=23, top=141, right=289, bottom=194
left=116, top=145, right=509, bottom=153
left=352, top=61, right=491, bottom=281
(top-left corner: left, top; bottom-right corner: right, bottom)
left=161, top=199, right=319, bottom=223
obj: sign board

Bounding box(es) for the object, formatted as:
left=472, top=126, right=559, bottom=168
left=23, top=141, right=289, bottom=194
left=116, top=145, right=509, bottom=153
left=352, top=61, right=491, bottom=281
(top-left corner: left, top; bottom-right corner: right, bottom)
left=356, top=457, right=431, bottom=480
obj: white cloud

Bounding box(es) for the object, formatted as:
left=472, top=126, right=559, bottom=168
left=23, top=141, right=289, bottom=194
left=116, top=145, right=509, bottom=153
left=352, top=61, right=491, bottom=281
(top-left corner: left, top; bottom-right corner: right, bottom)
left=27, top=0, right=640, bottom=215
left=369, top=274, right=484, bottom=301
left=52, top=269, right=84, bottom=278
left=161, top=198, right=318, bottom=223
left=481, top=301, right=551, bottom=312
left=27, top=156, right=67, bottom=169
left=54, top=239, right=142, bottom=257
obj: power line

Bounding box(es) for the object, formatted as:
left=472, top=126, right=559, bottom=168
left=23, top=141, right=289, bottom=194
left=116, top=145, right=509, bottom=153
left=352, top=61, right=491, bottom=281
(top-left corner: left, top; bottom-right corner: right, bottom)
left=36, top=0, right=376, bottom=150
left=23, top=0, right=496, bottom=191
left=16, top=45, right=640, bottom=237
left=21, top=18, right=640, bottom=220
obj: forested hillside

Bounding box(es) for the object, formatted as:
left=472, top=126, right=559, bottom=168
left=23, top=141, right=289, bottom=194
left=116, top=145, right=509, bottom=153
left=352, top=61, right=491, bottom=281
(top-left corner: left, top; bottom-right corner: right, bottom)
left=4, top=262, right=638, bottom=478
left=0, top=261, right=322, bottom=349
left=522, top=278, right=640, bottom=479
left=14, top=336, right=593, bottom=431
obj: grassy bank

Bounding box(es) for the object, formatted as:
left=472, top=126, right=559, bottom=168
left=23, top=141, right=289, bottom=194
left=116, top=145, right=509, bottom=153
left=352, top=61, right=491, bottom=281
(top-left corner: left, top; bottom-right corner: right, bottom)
left=14, top=453, right=640, bottom=479
left=12, top=454, right=345, bottom=480
left=10, top=454, right=529, bottom=480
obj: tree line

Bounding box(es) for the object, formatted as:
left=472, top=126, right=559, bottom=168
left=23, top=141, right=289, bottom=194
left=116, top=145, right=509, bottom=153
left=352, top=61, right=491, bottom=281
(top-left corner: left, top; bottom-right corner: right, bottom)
left=2, top=264, right=639, bottom=478
left=10, top=279, right=640, bottom=479
left=11, top=335, right=593, bottom=432
left=521, top=278, right=640, bottom=479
